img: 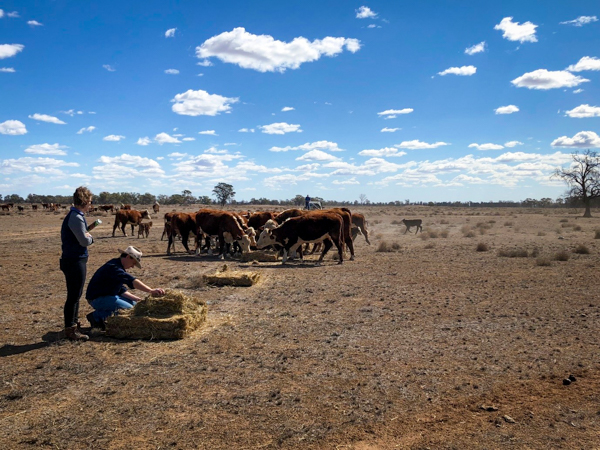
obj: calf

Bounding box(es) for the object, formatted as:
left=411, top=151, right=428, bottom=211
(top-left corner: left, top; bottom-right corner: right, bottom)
left=351, top=212, right=370, bottom=244
left=153, top=202, right=160, bottom=214
left=402, top=218, right=423, bottom=234
left=112, top=209, right=151, bottom=236
left=256, top=211, right=344, bottom=265
left=138, top=221, right=153, bottom=238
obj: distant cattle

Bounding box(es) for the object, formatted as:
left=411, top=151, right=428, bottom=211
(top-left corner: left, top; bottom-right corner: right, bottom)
left=31, top=204, right=38, bottom=211
left=153, top=202, right=160, bottom=214
left=257, top=211, right=344, bottom=265
left=138, top=221, right=153, bottom=239
left=166, top=212, right=198, bottom=255
left=41, top=203, right=50, bottom=210
left=17, top=205, right=24, bottom=212
left=0, top=204, right=10, bottom=211
left=99, top=204, right=114, bottom=213
left=112, top=209, right=151, bottom=237
left=351, top=212, right=370, bottom=245
left=402, top=218, right=423, bottom=234
left=120, top=204, right=132, bottom=210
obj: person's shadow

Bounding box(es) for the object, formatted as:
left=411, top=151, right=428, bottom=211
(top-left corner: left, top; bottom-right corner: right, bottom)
left=0, top=331, right=62, bottom=357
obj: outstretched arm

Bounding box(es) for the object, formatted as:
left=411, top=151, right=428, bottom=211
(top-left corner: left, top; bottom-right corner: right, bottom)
left=132, top=278, right=165, bottom=297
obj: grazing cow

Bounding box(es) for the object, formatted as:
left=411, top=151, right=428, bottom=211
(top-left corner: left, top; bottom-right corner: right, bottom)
left=166, top=213, right=198, bottom=255
left=31, top=204, right=38, bottom=211
left=138, top=221, right=152, bottom=238
left=256, top=211, right=344, bottom=265
left=153, top=202, right=160, bottom=214
left=402, top=218, right=423, bottom=234
left=17, top=205, right=24, bottom=212
left=195, top=209, right=251, bottom=258
left=99, top=204, right=114, bottom=213
left=351, top=212, right=371, bottom=245
left=305, top=208, right=356, bottom=259
left=0, top=204, right=10, bottom=211
left=112, top=209, right=151, bottom=236
left=41, top=203, right=50, bottom=209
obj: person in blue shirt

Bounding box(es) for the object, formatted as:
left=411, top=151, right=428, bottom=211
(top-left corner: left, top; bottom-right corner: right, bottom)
left=305, top=194, right=311, bottom=210
left=86, top=246, right=165, bottom=330
left=60, top=186, right=94, bottom=341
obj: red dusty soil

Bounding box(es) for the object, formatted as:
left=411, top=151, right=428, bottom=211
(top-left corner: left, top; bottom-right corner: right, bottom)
left=1, top=205, right=599, bottom=449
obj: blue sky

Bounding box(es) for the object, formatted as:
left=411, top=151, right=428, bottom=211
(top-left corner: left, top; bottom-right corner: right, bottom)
left=1, top=1, right=599, bottom=203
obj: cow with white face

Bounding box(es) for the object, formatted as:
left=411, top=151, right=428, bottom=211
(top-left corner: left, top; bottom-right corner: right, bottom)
left=256, top=211, right=344, bottom=265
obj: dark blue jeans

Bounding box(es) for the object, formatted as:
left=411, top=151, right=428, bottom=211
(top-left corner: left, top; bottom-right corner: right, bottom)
left=60, top=257, right=87, bottom=328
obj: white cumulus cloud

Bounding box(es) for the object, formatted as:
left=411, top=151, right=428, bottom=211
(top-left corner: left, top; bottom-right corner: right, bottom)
left=356, top=6, right=377, bottom=19
left=171, top=89, right=238, bottom=116
left=238, top=128, right=255, bottom=133
left=465, top=41, right=486, bottom=55
left=0, top=120, right=27, bottom=135
left=495, top=105, right=519, bottom=114
left=77, top=126, right=95, bottom=134
left=494, top=17, right=538, bottom=43
left=438, top=66, right=476, bottom=76
left=197, top=59, right=213, bottom=67
left=103, top=64, right=116, bottom=72
left=103, top=135, right=125, bottom=141
left=24, top=143, right=68, bottom=155
left=565, top=104, right=600, bottom=118
left=136, top=137, right=151, bottom=146
left=259, top=122, right=302, bottom=135
left=504, top=141, right=524, bottom=148
left=196, top=27, right=360, bottom=73
left=270, top=141, right=343, bottom=152
left=566, top=56, right=600, bottom=72
left=358, top=147, right=406, bottom=157
left=199, top=130, right=217, bottom=135
left=511, top=69, right=589, bottom=90
left=281, top=106, right=295, bottom=112
left=551, top=131, right=600, bottom=148
left=154, top=132, right=182, bottom=145
left=0, top=67, right=15, bottom=72
left=165, top=28, right=176, bottom=38
left=381, top=127, right=400, bottom=132
left=164, top=69, right=179, bottom=74
left=28, top=113, right=66, bottom=124
left=469, top=143, right=504, bottom=151
left=296, top=149, right=339, bottom=162
left=395, top=140, right=449, bottom=150
left=560, top=16, right=598, bottom=27
left=27, top=20, right=43, bottom=27
left=0, top=44, right=24, bottom=59
left=377, top=108, right=413, bottom=117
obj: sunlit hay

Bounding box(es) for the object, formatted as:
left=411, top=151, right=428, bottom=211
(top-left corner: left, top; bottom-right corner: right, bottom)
left=105, top=289, right=207, bottom=340
left=240, top=251, right=279, bottom=262
left=203, top=264, right=261, bottom=287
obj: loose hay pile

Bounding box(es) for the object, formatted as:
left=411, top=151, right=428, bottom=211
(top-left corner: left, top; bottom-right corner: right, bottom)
left=105, top=290, right=207, bottom=340
left=203, top=264, right=261, bottom=286
left=240, top=251, right=279, bottom=262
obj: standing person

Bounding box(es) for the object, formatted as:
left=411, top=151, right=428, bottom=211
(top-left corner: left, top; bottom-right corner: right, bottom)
left=60, top=186, right=94, bottom=341
left=86, top=246, right=165, bottom=330
left=305, top=194, right=311, bottom=210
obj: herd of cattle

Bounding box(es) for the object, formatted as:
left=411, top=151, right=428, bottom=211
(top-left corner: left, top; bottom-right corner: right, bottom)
left=111, top=206, right=371, bottom=265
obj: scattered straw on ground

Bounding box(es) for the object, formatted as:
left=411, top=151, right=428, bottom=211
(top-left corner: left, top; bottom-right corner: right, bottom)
left=105, top=289, right=207, bottom=340
left=240, top=251, right=279, bottom=262
left=203, top=264, right=261, bottom=286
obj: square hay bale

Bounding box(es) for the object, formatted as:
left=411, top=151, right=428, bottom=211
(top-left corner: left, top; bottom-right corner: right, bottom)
left=203, top=264, right=261, bottom=286
left=105, top=290, right=207, bottom=340
left=240, top=251, right=279, bottom=262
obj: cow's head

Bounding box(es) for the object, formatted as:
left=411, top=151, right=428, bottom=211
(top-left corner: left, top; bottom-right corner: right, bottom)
left=256, top=228, right=277, bottom=248
left=263, top=219, right=278, bottom=230
left=141, top=209, right=151, bottom=220
left=238, top=234, right=251, bottom=253
left=245, top=227, right=257, bottom=247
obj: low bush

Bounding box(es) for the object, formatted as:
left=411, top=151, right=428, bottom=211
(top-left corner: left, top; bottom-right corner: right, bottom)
left=497, top=248, right=528, bottom=258
left=537, top=231, right=546, bottom=236
left=424, top=242, right=435, bottom=249
left=574, top=244, right=590, bottom=254
left=573, top=225, right=582, bottom=231
left=559, top=218, right=568, bottom=223
left=554, top=250, right=570, bottom=261
left=376, top=241, right=400, bottom=253
left=536, top=257, right=552, bottom=267
left=440, top=229, right=449, bottom=238
left=476, top=242, right=489, bottom=252
left=504, top=221, right=513, bottom=227
left=595, top=230, right=600, bottom=239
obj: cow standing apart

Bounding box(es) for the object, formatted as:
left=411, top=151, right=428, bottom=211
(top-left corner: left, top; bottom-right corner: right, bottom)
left=256, top=212, right=344, bottom=265
left=138, top=221, right=152, bottom=238
left=31, top=204, right=38, bottom=211
left=166, top=213, right=198, bottom=255
left=0, top=204, right=10, bottom=211
left=402, top=218, right=423, bottom=234
left=153, top=202, right=160, bottom=214
left=99, top=204, right=114, bottom=213
left=112, top=209, right=151, bottom=236
left=351, top=212, right=370, bottom=245
left=17, top=205, right=24, bottom=212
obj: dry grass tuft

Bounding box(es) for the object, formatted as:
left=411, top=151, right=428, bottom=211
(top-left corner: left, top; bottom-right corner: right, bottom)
left=595, top=230, right=600, bottom=239
left=497, top=247, right=528, bottom=258
left=440, top=229, right=449, bottom=238
left=573, top=225, right=582, bottom=231
left=554, top=250, right=570, bottom=261
left=376, top=241, right=401, bottom=252
left=476, top=242, right=489, bottom=252
left=537, top=231, right=546, bottom=237
left=504, top=221, right=513, bottom=227
left=559, top=218, right=569, bottom=223
left=536, top=257, right=552, bottom=266
left=424, top=242, right=436, bottom=249
left=573, top=244, right=590, bottom=254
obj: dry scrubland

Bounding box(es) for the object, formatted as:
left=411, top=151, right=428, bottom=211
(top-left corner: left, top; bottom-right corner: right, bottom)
left=1, top=205, right=600, bottom=449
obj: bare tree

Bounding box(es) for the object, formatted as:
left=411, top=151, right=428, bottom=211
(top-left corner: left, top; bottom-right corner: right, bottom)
left=359, top=194, right=368, bottom=204
left=553, top=150, right=600, bottom=218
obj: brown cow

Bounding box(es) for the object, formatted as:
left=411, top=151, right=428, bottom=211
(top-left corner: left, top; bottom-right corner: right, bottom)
left=195, top=209, right=251, bottom=258
left=161, top=212, right=177, bottom=241
left=99, top=204, right=114, bottom=213
left=256, top=211, right=344, bottom=265
left=17, top=205, right=24, bottom=212
left=248, top=211, right=277, bottom=231
left=324, top=208, right=355, bottom=260
left=112, top=209, right=151, bottom=236
left=41, top=203, right=50, bottom=209
left=0, top=204, right=10, bottom=211
left=351, top=212, right=370, bottom=244
left=153, top=202, right=160, bottom=214
left=31, top=204, right=38, bottom=210
left=166, top=213, right=198, bottom=255
left=138, top=221, right=153, bottom=238
left=120, top=204, right=132, bottom=210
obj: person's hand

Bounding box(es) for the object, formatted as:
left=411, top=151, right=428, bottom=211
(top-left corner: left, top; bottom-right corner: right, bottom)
left=150, top=288, right=165, bottom=297
left=85, top=232, right=92, bottom=238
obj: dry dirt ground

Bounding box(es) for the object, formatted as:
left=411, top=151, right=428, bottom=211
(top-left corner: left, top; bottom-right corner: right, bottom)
left=1, top=205, right=600, bottom=449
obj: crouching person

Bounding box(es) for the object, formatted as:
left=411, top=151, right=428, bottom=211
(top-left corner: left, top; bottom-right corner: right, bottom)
left=85, top=246, right=165, bottom=330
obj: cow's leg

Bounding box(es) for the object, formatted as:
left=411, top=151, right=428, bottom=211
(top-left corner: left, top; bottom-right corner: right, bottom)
left=317, top=239, right=333, bottom=265
left=404, top=226, right=409, bottom=234
left=362, top=226, right=371, bottom=245
left=417, top=225, right=422, bottom=234
left=130, top=224, right=135, bottom=236
left=181, top=230, right=191, bottom=254
left=112, top=222, right=118, bottom=237
left=167, top=232, right=174, bottom=255
left=345, top=235, right=355, bottom=261
left=281, top=248, right=289, bottom=264
left=218, top=234, right=226, bottom=258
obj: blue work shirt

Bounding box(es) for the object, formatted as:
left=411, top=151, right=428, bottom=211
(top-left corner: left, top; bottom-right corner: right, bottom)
left=85, top=258, right=136, bottom=301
